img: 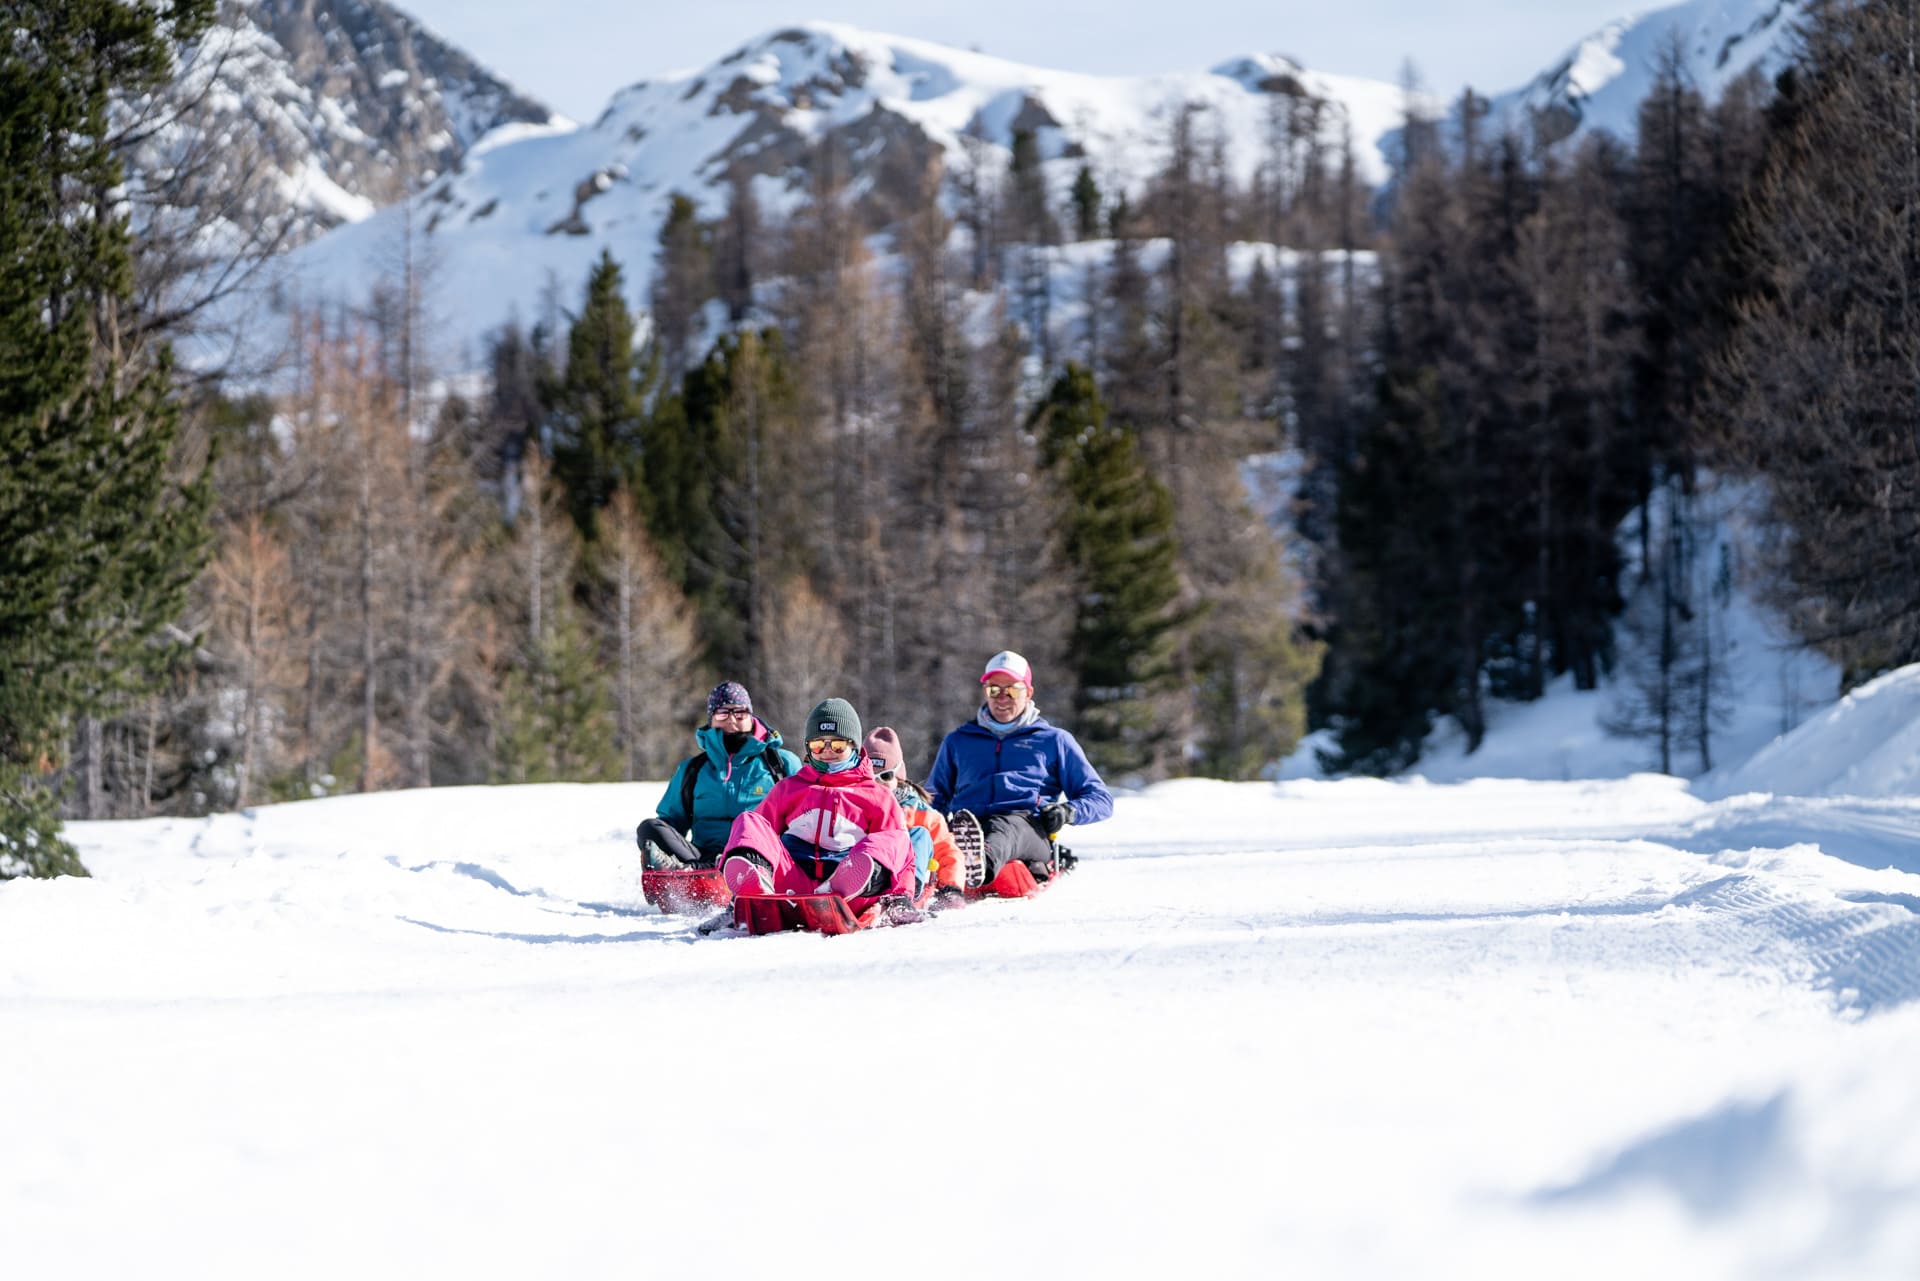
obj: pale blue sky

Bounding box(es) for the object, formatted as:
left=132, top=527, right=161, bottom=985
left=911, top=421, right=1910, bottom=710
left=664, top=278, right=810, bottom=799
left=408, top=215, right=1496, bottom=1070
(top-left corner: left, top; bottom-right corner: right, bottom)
left=399, top=1, right=1656, bottom=121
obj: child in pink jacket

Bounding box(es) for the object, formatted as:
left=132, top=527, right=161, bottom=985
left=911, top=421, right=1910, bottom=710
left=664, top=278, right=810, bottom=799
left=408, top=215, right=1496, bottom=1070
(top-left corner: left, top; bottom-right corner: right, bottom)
left=720, top=697, right=915, bottom=911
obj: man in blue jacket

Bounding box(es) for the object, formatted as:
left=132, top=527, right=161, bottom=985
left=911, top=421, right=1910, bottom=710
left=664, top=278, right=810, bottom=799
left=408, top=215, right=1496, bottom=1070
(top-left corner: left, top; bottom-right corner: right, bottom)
left=925, top=649, right=1113, bottom=888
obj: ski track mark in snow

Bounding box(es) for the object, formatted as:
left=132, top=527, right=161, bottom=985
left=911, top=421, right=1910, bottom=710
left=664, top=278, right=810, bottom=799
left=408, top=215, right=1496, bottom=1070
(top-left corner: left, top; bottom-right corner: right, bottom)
left=397, top=916, right=661, bottom=947
left=395, top=857, right=537, bottom=896
left=1671, top=874, right=1920, bottom=1016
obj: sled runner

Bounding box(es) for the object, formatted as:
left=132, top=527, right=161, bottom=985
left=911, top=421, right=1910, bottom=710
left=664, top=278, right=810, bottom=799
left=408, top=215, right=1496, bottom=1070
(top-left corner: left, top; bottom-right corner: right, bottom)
left=729, top=891, right=927, bottom=936
left=641, top=867, right=732, bottom=915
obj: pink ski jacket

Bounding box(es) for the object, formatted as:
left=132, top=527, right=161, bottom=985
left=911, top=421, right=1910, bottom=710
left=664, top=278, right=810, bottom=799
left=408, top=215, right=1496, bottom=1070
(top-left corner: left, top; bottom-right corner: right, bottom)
left=751, top=753, right=907, bottom=859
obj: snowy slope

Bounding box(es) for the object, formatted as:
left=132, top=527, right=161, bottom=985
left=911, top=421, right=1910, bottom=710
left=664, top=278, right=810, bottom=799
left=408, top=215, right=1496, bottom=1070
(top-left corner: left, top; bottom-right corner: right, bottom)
left=1705, top=665, right=1920, bottom=800
left=252, top=22, right=1409, bottom=365
left=1487, top=0, right=1808, bottom=147
left=6, top=689, right=1920, bottom=1278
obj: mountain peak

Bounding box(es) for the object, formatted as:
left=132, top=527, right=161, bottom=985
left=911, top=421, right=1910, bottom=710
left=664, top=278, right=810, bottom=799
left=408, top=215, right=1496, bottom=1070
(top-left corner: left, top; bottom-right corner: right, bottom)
left=1489, top=0, right=1807, bottom=147
left=254, top=26, right=1411, bottom=368
left=138, top=0, right=562, bottom=250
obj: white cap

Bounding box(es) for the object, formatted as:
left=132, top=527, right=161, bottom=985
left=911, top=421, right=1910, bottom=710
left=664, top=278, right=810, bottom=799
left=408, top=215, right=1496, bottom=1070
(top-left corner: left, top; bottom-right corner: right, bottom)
left=980, top=650, right=1032, bottom=685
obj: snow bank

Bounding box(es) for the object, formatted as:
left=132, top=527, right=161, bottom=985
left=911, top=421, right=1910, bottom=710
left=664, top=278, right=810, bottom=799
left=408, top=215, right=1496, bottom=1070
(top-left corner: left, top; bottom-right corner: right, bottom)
left=1705, top=663, right=1920, bottom=800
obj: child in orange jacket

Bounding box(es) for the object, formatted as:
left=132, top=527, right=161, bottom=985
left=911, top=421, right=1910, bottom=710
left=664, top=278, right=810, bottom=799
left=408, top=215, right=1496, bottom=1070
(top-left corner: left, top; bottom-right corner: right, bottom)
left=863, top=726, right=961, bottom=903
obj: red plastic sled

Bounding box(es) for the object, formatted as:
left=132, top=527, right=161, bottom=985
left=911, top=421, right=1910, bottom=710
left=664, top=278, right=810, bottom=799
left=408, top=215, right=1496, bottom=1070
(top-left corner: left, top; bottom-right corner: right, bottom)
left=642, top=867, right=732, bottom=915
left=731, top=892, right=879, bottom=935
left=967, top=859, right=1047, bottom=900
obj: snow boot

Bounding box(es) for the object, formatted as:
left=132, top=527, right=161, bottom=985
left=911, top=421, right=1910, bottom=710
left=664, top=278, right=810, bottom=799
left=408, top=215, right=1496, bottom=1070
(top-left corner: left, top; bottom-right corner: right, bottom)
left=723, top=852, right=773, bottom=895
left=642, top=840, right=688, bottom=872
left=820, top=849, right=885, bottom=899
left=948, top=809, right=987, bottom=890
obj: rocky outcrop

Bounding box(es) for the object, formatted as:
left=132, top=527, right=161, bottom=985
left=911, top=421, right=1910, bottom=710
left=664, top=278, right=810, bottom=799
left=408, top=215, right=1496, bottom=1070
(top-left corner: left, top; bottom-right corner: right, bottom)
left=124, top=0, right=560, bottom=252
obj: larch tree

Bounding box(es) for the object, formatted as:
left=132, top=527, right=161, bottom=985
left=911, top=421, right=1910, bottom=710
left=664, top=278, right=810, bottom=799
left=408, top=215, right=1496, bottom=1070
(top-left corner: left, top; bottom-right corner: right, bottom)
left=593, top=487, right=702, bottom=782
left=1714, top=0, right=1920, bottom=679
left=1511, top=137, right=1642, bottom=697
left=206, top=514, right=302, bottom=807
left=494, top=445, right=618, bottom=784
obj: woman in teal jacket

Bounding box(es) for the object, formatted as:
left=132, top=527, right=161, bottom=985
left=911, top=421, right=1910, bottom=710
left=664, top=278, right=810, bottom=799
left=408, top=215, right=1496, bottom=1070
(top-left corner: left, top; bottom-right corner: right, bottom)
left=637, top=682, right=803, bottom=868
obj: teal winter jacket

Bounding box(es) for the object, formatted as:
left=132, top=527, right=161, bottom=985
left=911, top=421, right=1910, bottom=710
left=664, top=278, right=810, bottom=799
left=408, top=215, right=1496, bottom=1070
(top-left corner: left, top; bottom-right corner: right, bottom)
left=656, top=722, right=803, bottom=859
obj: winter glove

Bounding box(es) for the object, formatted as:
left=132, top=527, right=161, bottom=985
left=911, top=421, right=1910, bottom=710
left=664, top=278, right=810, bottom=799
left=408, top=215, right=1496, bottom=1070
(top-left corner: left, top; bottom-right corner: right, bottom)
left=1037, top=800, right=1073, bottom=836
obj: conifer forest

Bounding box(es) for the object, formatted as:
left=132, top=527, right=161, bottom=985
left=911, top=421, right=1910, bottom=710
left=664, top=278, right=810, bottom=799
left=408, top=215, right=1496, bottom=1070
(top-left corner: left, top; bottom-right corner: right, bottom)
left=6, top=0, right=1920, bottom=876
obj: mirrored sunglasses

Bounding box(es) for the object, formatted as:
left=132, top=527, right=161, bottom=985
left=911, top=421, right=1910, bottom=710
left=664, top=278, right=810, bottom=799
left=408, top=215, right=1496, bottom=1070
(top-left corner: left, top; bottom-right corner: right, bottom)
left=984, top=683, right=1027, bottom=698
left=806, top=736, right=855, bottom=754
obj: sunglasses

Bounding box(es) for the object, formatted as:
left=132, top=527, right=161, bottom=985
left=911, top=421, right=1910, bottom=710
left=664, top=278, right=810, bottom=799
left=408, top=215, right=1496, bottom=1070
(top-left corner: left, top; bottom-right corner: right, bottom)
left=806, top=736, right=855, bottom=754
left=876, top=766, right=898, bottom=782
left=984, top=683, right=1027, bottom=698
left=711, top=706, right=753, bottom=719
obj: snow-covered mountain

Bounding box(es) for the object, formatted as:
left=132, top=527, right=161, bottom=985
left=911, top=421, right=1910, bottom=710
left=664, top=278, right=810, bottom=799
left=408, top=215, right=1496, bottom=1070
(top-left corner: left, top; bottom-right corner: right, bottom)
left=248, top=21, right=1410, bottom=364
left=132, top=0, right=561, bottom=250
left=220, top=4, right=1828, bottom=368
left=1488, top=0, right=1808, bottom=147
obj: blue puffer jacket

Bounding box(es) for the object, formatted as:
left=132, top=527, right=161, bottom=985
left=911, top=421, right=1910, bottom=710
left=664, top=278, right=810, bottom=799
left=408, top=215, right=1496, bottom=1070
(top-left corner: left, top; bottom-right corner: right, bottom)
left=924, top=713, right=1114, bottom=826
left=656, top=722, right=803, bottom=858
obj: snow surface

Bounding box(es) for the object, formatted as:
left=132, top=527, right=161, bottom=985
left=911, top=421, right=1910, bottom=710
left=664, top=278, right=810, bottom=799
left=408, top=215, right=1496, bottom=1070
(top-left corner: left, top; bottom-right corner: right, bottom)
left=6, top=685, right=1920, bottom=1277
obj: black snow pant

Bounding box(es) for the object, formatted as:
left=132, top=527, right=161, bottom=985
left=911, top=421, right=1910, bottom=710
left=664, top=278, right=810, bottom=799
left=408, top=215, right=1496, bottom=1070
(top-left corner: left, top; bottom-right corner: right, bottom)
left=636, top=817, right=713, bottom=869
left=980, top=811, right=1057, bottom=882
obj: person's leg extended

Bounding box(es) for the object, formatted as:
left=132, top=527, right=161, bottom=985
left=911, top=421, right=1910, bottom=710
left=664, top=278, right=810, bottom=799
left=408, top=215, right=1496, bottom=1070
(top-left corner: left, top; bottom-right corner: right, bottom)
left=636, top=817, right=706, bottom=869
left=979, top=812, right=1056, bottom=880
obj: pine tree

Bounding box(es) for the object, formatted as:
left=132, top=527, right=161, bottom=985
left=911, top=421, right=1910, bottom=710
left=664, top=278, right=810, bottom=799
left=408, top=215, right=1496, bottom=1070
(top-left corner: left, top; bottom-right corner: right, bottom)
left=651, top=192, right=714, bottom=387
left=475, top=319, right=550, bottom=509
left=713, top=169, right=760, bottom=323
left=688, top=329, right=812, bottom=687
left=1034, top=365, right=1184, bottom=776
left=1, top=0, right=216, bottom=878
left=1511, top=137, right=1642, bottom=694
left=495, top=605, right=620, bottom=785
left=1070, top=165, right=1102, bottom=241
left=548, top=250, right=650, bottom=541
left=1321, top=369, right=1461, bottom=775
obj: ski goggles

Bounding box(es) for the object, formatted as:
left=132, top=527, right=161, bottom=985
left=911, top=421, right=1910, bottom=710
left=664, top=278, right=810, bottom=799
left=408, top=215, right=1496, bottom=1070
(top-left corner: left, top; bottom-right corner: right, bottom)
left=806, top=736, right=856, bottom=755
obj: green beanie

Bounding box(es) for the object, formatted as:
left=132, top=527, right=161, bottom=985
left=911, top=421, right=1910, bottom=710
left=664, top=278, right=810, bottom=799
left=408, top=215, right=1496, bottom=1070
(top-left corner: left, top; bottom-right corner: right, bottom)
left=806, top=697, right=861, bottom=745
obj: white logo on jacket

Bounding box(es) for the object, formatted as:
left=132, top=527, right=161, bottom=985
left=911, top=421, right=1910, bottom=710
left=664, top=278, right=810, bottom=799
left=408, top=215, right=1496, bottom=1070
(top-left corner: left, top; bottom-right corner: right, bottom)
left=783, top=806, right=868, bottom=853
